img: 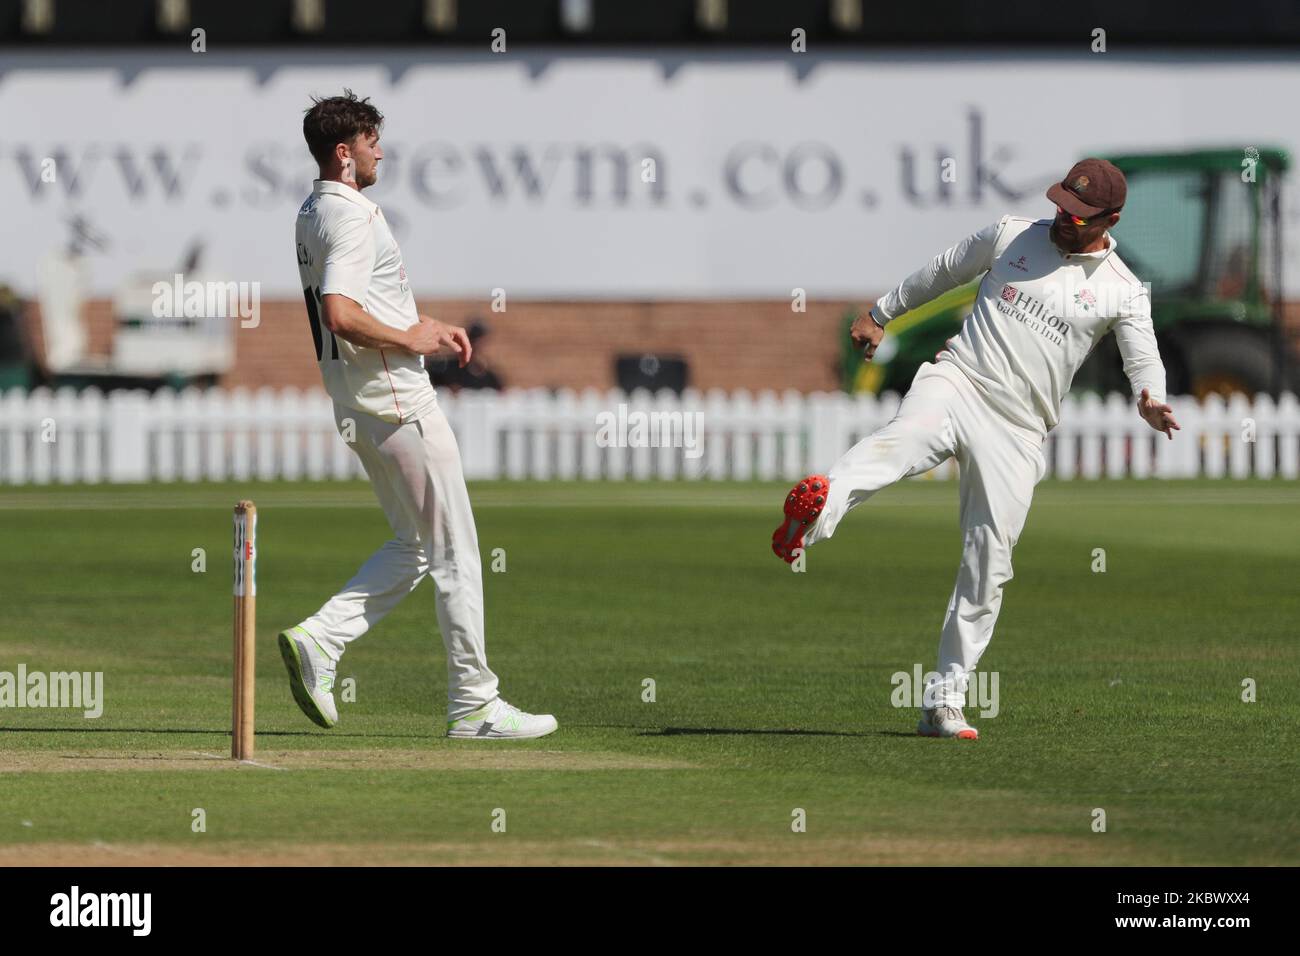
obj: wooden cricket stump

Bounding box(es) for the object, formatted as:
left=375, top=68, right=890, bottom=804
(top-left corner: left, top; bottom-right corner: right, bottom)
left=232, top=500, right=257, bottom=760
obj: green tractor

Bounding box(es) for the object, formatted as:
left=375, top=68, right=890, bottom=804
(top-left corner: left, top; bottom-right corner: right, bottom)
left=845, top=148, right=1294, bottom=400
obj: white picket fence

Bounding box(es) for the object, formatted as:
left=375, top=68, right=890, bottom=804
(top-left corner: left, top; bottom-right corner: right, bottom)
left=0, top=386, right=1297, bottom=484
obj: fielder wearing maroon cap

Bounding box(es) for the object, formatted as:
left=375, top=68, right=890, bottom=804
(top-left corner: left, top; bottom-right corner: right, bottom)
left=1047, top=158, right=1127, bottom=218
left=1046, top=158, right=1126, bottom=256
left=778, top=144, right=1180, bottom=743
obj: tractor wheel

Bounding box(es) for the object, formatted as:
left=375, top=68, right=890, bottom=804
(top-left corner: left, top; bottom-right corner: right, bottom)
left=1177, top=327, right=1286, bottom=400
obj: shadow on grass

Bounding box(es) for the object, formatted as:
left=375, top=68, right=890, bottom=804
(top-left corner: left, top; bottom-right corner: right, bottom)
left=0, top=726, right=427, bottom=739
left=638, top=726, right=916, bottom=738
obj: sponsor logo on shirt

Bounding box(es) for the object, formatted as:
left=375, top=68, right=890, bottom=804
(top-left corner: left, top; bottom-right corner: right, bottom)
left=996, top=283, right=1072, bottom=348
left=1009, top=255, right=1029, bottom=272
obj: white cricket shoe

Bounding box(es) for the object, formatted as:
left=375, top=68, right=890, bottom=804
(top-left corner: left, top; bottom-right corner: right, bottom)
left=917, top=705, right=979, bottom=740
left=447, top=698, right=558, bottom=739
left=277, top=626, right=338, bottom=729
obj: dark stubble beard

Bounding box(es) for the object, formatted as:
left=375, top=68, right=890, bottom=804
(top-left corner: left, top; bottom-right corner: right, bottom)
left=1050, top=219, right=1080, bottom=254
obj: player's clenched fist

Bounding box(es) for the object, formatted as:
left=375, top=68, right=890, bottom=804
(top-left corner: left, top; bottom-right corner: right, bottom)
left=406, top=314, right=473, bottom=367
left=850, top=305, right=886, bottom=362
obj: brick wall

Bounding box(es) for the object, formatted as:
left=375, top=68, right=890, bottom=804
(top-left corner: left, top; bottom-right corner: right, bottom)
left=24, top=298, right=861, bottom=393
left=22, top=297, right=1300, bottom=394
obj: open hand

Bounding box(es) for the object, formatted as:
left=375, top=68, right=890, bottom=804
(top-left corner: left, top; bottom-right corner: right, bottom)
left=1137, top=387, right=1180, bottom=440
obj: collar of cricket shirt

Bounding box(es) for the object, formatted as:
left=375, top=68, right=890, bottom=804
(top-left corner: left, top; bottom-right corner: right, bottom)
left=313, top=178, right=381, bottom=218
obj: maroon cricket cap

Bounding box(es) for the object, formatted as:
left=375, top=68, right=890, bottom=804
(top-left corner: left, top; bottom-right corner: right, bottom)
left=1046, top=158, right=1127, bottom=218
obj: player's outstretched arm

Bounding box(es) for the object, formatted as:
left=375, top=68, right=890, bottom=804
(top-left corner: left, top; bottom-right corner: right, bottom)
left=1113, top=285, right=1177, bottom=439
left=870, top=219, right=1001, bottom=329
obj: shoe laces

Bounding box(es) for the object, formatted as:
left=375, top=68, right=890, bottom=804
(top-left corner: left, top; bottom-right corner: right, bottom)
left=493, top=699, right=524, bottom=729
left=313, top=645, right=337, bottom=693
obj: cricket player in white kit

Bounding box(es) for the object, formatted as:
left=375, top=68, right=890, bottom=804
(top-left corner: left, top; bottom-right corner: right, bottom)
left=279, top=90, right=557, bottom=739
left=772, top=159, right=1180, bottom=740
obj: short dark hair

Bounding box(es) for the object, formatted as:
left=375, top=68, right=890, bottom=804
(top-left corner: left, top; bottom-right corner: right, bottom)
left=303, top=89, right=384, bottom=166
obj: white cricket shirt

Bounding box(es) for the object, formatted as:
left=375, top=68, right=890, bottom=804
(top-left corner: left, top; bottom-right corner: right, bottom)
left=295, top=179, right=437, bottom=424
left=873, top=216, right=1167, bottom=434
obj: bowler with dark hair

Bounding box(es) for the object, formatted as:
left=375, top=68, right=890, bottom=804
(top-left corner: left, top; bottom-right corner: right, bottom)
left=279, top=90, right=558, bottom=739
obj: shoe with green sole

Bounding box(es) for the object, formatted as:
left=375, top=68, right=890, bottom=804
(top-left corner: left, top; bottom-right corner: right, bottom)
left=277, top=626, right=338, bottom=729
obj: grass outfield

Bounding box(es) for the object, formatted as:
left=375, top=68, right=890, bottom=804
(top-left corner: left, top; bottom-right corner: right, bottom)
left=1, top=478, right=1297, bottom=866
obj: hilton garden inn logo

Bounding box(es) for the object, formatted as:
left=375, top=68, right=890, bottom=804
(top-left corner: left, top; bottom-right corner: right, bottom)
left=50, top=886, right=151, bottom=936
left=0, top=665, right=103, bottom=718
left=595, top=403, right=704, bottom=459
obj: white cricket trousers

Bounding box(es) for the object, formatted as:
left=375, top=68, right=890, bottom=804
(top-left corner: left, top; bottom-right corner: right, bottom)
left=803, top=361, right=1047, bottom=708
left=300, top=402, right=498, bottom=720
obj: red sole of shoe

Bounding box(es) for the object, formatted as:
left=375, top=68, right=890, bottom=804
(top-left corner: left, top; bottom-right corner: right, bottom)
left=771, top=516, right=803, bottom=562
left=772, top=474, right=829, bottom=562
left=917, top=729, right=979, bottom=740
